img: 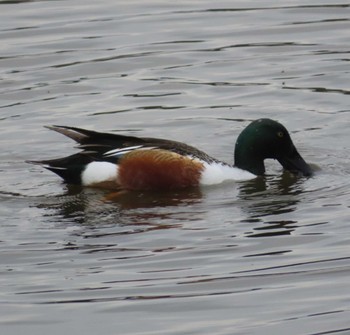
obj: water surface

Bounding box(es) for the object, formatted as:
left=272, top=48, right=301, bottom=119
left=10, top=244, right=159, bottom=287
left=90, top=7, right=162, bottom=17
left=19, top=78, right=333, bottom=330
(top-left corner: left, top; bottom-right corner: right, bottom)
left=1, top=0, right=350, bottom=334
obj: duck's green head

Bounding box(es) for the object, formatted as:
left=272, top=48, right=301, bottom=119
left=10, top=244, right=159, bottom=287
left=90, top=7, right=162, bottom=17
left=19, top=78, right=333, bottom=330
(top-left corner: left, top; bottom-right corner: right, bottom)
left=234, top=118, right=312, bottom=176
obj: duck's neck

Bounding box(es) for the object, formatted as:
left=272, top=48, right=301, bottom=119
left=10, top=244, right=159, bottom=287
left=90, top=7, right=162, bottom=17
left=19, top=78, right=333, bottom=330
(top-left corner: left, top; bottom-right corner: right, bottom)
left=234, top=140, right=265, bottom=175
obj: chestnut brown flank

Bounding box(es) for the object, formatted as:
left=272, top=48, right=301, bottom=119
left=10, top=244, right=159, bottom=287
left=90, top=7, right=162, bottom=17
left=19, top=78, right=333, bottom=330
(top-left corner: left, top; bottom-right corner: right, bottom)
left=118, top=149, right=204, bottom=190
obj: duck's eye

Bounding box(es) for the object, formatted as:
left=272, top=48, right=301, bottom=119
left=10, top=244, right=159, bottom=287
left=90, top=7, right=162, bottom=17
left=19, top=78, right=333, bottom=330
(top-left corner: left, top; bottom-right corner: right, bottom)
left=277, top=131, right=284, bottom=138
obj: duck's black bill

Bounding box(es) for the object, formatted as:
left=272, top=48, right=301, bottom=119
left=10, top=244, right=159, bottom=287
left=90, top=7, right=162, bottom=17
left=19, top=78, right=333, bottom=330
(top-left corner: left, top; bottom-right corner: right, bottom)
left=278, top=148, right=313, bottom=177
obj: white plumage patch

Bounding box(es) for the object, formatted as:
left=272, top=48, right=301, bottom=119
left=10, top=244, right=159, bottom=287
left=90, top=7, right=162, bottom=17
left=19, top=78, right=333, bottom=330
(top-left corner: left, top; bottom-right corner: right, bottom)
left=104, top=145, right=157, bottom=157
left=200, top=161, right=256, bottom=185
left=81, top=161, right=118, bottom=186
left=104, top=145, right=144, bottom=157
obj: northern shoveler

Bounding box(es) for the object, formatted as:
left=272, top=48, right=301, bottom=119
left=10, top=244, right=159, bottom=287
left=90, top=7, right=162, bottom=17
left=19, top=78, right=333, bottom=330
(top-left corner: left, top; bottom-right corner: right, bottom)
left=28, top=118, right=312, bottom=190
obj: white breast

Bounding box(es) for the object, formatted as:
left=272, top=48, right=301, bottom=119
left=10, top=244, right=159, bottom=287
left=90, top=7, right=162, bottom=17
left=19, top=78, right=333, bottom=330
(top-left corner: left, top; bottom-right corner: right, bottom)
left=200, top=161, right=256, bottom=186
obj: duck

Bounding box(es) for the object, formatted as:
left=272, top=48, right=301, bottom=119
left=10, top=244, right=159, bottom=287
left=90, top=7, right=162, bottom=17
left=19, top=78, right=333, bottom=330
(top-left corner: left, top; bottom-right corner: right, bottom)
left=28, top=118, right=312, bottom=191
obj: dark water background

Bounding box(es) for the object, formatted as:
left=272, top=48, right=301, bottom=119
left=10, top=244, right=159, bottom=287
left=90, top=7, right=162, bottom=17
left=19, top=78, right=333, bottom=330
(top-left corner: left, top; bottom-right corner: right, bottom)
left=1, top=1, right=350, bottom=334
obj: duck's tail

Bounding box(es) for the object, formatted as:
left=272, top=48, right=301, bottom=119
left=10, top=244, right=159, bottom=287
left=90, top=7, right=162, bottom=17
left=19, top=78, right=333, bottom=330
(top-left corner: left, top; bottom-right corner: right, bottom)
left=26, top=153, right=92, bottom=184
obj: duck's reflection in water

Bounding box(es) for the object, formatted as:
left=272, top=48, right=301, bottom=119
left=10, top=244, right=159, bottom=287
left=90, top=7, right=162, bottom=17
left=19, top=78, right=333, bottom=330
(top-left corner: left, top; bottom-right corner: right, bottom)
left=37, top=184, right=203, bottom=229
left=36, top=171, right=309, bottom=240
left=237, top=171, right=308, bottom=237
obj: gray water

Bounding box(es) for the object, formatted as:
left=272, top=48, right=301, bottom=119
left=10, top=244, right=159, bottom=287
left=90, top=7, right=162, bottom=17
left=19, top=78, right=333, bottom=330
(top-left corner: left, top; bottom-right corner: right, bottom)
left=1, top=0, right=350, bottom=334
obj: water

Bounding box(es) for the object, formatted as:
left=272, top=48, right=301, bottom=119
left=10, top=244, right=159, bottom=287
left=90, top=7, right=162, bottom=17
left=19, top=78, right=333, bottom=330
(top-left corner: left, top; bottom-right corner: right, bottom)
left=1, top=0, right=350, bottom=334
